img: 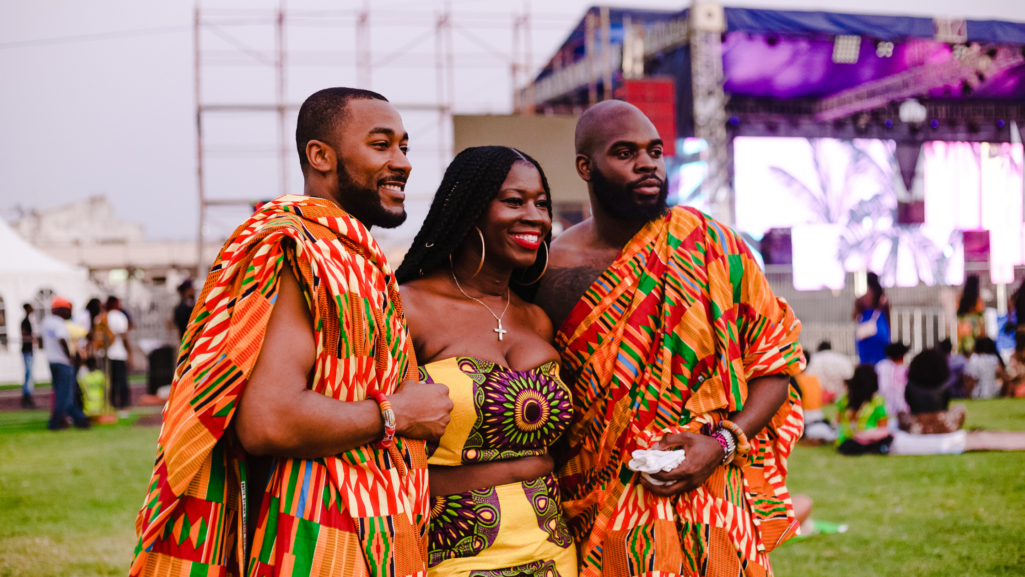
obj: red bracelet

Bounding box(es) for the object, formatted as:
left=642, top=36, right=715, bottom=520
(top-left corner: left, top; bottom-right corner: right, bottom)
left=368, top=390, right=396, bottom=449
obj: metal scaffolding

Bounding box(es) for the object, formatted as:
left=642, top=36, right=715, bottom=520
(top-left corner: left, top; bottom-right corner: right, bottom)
left=193, top=2, right=555, bottom=270
left=689, top=2, right=731, bottom=226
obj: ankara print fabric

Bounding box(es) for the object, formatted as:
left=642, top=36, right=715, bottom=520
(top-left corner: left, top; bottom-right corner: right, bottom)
left=461, top=357, right=573, bottom=463
left=555, top=207, right=806, bottom=577
left=419, top=357, right=577, bottom=576
left=417, top=358, right=573, bottom=466
left=428, top=487, right=501, bottom=566
left=131, top=196, right=428, bottom=577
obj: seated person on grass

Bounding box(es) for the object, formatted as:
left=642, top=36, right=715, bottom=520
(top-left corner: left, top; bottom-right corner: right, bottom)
left=892, top=348, right=1025, bottom=454
left=1001, top=332, right=1025, bottom=398
left=836, top=364, right=890, bottom=447
left=964, top=337, right=1004, bottom=400
left=876, top=342, right=910, bottom=429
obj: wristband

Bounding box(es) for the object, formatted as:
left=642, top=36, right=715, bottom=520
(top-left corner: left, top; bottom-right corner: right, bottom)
left=369, top=390, right=396, bottom=449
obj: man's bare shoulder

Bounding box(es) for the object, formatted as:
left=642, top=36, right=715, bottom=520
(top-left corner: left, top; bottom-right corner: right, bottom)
left=537, top=219, right=619, bottom=330
left=549, top=219, right=598, bottom=265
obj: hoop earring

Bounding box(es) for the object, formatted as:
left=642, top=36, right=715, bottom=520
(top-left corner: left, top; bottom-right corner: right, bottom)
left=449, top=226, right=486, bottom=279
left=517, top=241, right=549, bottom=285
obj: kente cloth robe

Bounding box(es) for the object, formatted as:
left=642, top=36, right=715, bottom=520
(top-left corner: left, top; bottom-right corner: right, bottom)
left=131, top=196, right=429, bottom=577
left=555, top=207, right=806, bottom=577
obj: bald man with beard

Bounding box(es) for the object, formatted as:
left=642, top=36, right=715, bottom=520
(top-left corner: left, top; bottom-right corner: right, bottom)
left=535, top=101, right=807, bottom=577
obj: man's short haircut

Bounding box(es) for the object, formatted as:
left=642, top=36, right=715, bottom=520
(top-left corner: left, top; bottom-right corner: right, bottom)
left=817, top=341, right=832, bottom=352
left=574, top=100, right=643, bottom=158
left=295, top=87, right=388, bottom=172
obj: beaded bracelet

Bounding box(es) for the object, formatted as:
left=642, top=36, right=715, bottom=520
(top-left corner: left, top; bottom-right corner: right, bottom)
left=719, top=419, right=751, bottom=459
left=368, top=390, right=396, bottom=449
left=709, top=430, right=736, bottom=465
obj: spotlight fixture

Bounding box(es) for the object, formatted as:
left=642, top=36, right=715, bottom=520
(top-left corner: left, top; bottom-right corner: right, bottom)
left=998, top=119, right=1006, bottom=128
left=855, top=112, right=871, bottom=131
left=931, top=119, right=940, bottom=128
left=876, top=41, right=894, bottom=58
left=885, top=119, right=893, bottom=128
left=899, top=99, right=927, bottom=123
left=729, top=116, right=739, bottom=126
left=833, top=35, right=861, bottom=63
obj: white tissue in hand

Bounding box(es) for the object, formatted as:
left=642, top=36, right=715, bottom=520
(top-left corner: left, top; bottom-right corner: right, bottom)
left=628, top=449, right=686, bottom=474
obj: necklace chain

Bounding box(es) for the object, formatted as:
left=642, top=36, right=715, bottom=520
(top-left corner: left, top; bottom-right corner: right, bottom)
left=450, top=265, right=511, bottom=340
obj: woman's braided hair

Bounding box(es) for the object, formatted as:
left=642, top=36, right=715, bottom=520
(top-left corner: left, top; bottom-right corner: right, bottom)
left=395, top=146, right=553, bottom=301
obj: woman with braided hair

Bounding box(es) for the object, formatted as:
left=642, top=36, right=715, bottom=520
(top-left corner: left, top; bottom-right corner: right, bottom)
left=397, top=146, right=577, bottom=576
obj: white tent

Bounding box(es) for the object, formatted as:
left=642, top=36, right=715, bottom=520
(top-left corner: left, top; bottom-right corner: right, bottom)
left=0, top=219, right=93, bottom=385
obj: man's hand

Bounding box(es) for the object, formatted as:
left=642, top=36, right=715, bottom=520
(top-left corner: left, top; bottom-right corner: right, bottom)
left=639, top=432, right=725, bottom=497
left=389, top=379, right=453, bottom=443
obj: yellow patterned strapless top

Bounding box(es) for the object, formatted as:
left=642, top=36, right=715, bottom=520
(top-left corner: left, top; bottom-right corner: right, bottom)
left=419, top=356, right=577, bottom=577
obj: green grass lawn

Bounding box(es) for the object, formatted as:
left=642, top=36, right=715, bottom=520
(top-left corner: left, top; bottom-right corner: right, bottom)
left=0, top=413, right=158, bottom=577
left=1, top=401, right=1023, bottom=576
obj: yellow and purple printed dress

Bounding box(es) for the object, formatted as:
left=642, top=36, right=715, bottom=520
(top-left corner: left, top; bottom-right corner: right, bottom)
left=419, top=357, right=578, bottom=577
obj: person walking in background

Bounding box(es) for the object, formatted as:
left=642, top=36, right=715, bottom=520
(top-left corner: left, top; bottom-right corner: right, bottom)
left=42, top=297, right=89, bottom=430
left=104, top=296, right=132, bottom=415
left=965, top=337, right=1004, bottom=399
left=805, top=341, right=855, bottom=403
left=20, top=303, right=36, bottom=409
left=74, top=298, right=102, bottom=362
left=172, top=279, right=195, bottom=342
left=957, top=275, right=986, bottom=355
left=853, top=272, right=891, bottom=365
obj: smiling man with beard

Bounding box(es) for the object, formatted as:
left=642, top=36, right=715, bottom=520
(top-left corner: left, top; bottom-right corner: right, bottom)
left=131, top=88, right=453, bottom=577
left=535, top=100, right=807, bottom=577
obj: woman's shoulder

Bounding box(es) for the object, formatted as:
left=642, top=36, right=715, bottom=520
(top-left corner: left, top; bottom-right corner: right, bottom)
left=399, top=275, right=451, bottom=321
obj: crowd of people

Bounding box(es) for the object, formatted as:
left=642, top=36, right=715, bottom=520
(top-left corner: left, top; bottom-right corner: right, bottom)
left=19, top=294, right=133, bottom=429
left=798, top=268, right=1025, bottom=456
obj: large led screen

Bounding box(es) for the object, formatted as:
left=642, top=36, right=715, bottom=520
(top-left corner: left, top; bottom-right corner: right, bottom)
left=733, top=136, right=990, bottom=290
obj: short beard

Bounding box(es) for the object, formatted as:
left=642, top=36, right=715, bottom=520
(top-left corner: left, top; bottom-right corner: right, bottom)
left=336, top=161, right=407, bottom=229
left=590, top=165, right=669, bottom=223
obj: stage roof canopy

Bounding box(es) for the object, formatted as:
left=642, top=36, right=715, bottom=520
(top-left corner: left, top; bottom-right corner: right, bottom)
left=530, top=6, right=1025, bottom=138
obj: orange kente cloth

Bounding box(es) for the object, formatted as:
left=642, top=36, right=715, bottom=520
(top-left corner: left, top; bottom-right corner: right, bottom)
left=131, top=196, right=428, bottom=577
left=555, top=207, right=806, bottom=577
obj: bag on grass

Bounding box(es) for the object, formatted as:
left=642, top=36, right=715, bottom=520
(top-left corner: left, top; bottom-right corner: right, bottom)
left=837, top=435, right=893, bottom=456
